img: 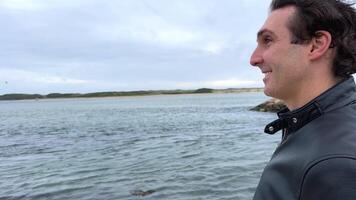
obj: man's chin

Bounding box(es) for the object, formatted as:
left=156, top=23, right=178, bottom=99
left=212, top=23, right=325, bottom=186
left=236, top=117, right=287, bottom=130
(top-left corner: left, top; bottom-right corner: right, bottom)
left=263, top=87, right=274, bottom=97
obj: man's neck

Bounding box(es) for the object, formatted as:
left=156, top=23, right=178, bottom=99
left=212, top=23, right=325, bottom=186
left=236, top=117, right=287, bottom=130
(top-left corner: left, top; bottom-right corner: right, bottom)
left=284, top=76, right=342, bottom=111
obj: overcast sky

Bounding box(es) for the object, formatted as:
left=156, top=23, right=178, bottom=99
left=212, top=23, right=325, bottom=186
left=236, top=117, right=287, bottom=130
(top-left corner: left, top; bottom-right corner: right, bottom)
left=0, top=0, right=271, bottom=94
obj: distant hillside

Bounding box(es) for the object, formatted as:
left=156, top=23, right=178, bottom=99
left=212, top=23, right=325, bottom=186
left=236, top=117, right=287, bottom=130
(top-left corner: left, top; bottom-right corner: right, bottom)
left=0, top=88, right=263, bottom=101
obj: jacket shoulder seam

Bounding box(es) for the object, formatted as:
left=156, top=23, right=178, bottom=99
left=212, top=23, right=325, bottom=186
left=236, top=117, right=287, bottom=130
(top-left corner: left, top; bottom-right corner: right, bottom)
left=298, top=155, right=356, bottom=200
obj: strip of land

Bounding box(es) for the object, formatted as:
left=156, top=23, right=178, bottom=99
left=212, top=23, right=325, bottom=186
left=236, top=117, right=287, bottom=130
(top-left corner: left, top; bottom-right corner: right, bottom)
left=0, top=88, right=263, bottom=101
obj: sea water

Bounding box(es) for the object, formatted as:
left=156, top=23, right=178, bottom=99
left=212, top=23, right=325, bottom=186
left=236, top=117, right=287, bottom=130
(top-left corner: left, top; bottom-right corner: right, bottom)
left=0, top=92, right=280, bottom=200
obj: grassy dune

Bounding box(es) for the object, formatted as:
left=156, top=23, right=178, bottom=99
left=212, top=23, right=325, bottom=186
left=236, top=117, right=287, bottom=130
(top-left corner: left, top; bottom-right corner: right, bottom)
left=0, top=88, right=263, bottom=100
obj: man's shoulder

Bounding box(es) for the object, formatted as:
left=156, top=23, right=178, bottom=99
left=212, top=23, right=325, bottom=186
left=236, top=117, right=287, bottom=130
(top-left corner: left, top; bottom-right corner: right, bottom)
left=295, top=101, right=356, bottom=172
left=304, top=101, right=356, bottom=132
left=301, top=102, right=356, bottom=148
left=299, top=157, right=356, bottom=200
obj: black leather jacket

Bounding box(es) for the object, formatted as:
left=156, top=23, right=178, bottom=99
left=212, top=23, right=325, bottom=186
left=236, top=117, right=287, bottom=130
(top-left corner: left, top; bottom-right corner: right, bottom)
left=253, top=77, right=356, bottom=200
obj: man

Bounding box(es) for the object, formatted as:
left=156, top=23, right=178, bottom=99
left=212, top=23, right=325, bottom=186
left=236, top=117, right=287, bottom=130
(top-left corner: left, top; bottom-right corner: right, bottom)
left=250, top=0, right=356, bottom=199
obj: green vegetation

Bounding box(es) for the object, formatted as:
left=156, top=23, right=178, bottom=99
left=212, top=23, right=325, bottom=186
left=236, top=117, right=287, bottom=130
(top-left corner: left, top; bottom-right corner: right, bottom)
left=47, top=93, right=81, bottom=98
left=194, top=88, right=214, bottom=93
left=0, top=94, right=44, bottom=100
left=0, top=88, right=263, bottom=101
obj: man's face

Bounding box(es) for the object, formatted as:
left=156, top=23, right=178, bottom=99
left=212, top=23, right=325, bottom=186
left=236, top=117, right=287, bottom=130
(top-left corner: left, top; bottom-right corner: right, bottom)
left=250, top=6, right=310, bottom=101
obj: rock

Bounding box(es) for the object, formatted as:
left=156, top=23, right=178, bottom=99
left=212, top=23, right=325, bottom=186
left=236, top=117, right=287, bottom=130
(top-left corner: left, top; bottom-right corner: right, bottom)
left=250, top=98, right=287, bottom=113
left=130, top=189, right=156, bottom=197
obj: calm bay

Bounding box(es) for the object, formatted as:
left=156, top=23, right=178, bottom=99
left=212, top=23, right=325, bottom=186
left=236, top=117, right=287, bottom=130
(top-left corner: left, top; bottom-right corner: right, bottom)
left=0, top=92, right=280, bottom=200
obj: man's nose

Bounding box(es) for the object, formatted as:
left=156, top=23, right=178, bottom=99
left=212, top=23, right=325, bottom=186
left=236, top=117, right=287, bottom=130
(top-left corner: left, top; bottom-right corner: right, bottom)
left=250, top=48, right=263, bottom=67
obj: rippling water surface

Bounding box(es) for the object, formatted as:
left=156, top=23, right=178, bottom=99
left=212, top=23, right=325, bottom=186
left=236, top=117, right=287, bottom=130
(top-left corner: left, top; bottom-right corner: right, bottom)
left=0, top=93, right=280, bottom=200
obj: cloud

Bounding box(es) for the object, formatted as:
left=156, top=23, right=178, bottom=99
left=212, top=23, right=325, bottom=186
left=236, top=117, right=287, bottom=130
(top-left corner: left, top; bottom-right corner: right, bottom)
left=176, top=79, right=259, bottom=89
left=109, top=25, right=200, bottom=47
left=0, top=0, right=271, bottom=94
left=207, top=79, right=258, bottom=88
left=91, top=0, right=264, bottom=54
left=0, top=0, right=44, bottom=11
left=202, top=42, right=225, bottom=54
left=0, top=69, right=89, bottom=85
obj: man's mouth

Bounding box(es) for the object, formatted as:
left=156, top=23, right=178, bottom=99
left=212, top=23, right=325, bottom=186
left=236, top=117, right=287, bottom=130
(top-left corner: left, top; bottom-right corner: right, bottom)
left=262, top=71, right=272, bottom=82
left=262, top=70, right=272, bottom=74
left=263, top=71, right=272, bottom=76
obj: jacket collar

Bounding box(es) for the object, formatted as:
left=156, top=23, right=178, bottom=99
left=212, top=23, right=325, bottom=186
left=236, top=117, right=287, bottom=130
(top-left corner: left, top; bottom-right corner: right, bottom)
left=265, top=76, right=356, bottom=135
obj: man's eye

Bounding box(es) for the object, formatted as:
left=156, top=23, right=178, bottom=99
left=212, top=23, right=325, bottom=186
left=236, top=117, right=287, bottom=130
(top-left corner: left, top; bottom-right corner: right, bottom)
left=263, top=37, right=272, bottom=44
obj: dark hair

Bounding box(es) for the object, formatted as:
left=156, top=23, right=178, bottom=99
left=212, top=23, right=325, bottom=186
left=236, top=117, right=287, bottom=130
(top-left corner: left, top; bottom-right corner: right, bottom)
left=270, top=0, right=356, bottom=78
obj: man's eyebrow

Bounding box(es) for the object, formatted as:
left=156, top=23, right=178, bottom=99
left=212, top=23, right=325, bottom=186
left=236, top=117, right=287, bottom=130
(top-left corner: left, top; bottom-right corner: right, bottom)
left=257, top=29, right=276, bottom=39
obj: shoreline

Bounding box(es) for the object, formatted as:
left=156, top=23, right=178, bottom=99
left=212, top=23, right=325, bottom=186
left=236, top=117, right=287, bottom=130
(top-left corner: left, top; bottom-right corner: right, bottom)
left=0, top=88, right=263, bottom=101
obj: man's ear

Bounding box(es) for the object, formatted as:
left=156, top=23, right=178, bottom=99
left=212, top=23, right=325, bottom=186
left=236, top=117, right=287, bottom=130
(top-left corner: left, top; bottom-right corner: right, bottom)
left=309, top=30, right=333, bottom=60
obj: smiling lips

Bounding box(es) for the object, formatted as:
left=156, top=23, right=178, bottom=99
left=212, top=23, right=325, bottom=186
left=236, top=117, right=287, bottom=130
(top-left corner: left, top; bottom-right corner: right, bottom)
left=262, top=70, right=272, bottom=83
